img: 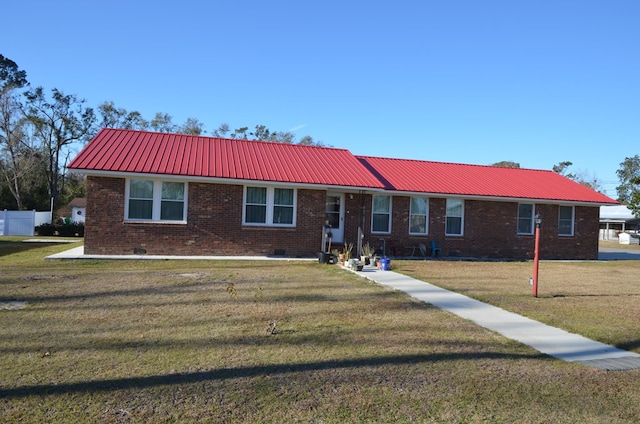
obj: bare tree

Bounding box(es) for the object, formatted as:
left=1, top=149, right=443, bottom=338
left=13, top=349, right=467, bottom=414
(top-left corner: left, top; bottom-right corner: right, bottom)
left=553, top=161, right=603, bottom=192
left=492, top=161, right=520, bottom=168
left=177, top=118, right=205, bottom=135
left=212, top=123, right=230, bottom=137
left=0, top=54, right=30, bottom=209
left=23, top=87, right=96, bottom=209
left=97, top=101, right=148, bottom=130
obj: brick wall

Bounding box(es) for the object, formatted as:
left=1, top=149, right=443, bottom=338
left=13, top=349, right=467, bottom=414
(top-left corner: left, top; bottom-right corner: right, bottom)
left=84, top=176, right=325, bottom=257
left=85, top=177, right=599, bottom=260
left=341, top=193, right=599, bottom=260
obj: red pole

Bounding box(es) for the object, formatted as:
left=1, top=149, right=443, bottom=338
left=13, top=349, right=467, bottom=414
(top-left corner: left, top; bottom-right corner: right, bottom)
left=532, top=224, right=540, bottom=297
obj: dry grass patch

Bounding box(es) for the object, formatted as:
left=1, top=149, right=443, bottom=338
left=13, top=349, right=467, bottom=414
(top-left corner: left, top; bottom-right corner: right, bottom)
left=395, top=258, right=640, bottom=352
left=1, top=239, right=640, bottom=422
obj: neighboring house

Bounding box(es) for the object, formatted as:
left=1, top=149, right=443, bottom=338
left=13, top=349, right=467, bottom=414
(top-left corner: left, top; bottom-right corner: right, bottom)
left=69, top=197, right=87, bottom=224
left=69, top=128, right=617, bottom=260
left=600, top=205, right=639, bottom=241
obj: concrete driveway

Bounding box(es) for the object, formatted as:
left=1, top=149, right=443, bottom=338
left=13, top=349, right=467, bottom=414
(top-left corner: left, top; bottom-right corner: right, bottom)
left=598, top=246, right=640, bottom=260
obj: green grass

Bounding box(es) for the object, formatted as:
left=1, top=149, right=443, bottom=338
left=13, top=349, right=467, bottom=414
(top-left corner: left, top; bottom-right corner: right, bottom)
left=1, top=237, right=640, bottom=423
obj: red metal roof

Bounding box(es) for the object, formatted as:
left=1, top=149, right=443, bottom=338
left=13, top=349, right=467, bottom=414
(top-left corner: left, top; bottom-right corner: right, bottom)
left=69, top=128, right=385, bottom=188
left=69, top=128, right=617, bottom=205
left=357, top=156, right=617, bottom=204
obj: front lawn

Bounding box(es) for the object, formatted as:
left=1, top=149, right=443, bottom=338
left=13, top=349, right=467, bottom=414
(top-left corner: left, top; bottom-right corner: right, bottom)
left=1, top=239, right=639, bottom=423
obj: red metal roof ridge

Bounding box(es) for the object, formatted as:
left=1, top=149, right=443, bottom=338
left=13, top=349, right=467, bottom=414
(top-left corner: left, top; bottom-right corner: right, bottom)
left=70, top=128, right=384, bottom=188
left=356, top=155, right=618, bottom=205
left=356, top=155, right=558, bottom=174
left=97, top=127, right=352, bottom=153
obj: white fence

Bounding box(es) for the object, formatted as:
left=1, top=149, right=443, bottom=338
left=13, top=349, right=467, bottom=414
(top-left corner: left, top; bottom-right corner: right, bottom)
left=0, top=210, right=52, bottom=236
left=599, top=229, right=619, bottom=241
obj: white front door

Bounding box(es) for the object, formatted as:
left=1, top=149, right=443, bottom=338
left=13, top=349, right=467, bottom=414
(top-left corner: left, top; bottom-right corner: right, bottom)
left=325, top=193, right=345, bottom=243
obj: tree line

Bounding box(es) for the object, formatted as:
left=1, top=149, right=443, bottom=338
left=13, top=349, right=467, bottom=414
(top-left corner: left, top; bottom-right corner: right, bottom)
left=0, top=55, right=322, bottom=212
left=491, top=160, right=640, bottom=217
left=1, top=54, right=639, bottom=217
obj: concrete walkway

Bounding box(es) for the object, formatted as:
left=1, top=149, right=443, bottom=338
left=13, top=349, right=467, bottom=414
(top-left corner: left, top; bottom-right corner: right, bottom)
left=47, top=246, right=640, bottom=370
left=46, top=246, right=316, bottom=261
left=357, top=266, right=640, bottom=371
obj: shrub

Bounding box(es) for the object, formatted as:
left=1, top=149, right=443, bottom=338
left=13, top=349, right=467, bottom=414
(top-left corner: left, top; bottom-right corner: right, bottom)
left=35, top=223, right=84, bottom=237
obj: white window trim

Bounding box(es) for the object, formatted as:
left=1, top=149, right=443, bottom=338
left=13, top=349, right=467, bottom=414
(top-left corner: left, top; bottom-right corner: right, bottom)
left=242, top=186, right=297, bottom=227
left=517, top=203, right=535, bottom=235
left=558, top=205, right=575, bottom=236
left=409, top=196, right=429, bottom=235
left=445, top=198, right=464, bottom=236
left=124, top=178, right=188, bottom=223
left=371, top=195, right=392, bottom=234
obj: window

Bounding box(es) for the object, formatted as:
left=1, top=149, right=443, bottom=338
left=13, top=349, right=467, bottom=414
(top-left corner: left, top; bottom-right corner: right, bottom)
left=244, top=186, right=295, bottom=226
left=517, top=203, right=534, bottom=235
left=445, top=199, right=463, bottom=236
left=161, top=182, right=186, bottom=220
left=409, top=197, right=429, bottom=235
left=558, top=206, right=574, bottom=236
left=126, top=179, right=186, bottom=222
left=372, top=195, right=391, bottom=233
left=128, top=180, right=154, bottom=220
left=273, top=188, right=294, bottom=224
left=245, top=187, right=267, bottom=223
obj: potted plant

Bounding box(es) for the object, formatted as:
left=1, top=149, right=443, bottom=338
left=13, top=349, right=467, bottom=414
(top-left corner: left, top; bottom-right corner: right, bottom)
left=361, top=243, right=373, bottom=265
left=332, top=249, right=341, bottom=264
left=343, top=242, right=353, bottom=264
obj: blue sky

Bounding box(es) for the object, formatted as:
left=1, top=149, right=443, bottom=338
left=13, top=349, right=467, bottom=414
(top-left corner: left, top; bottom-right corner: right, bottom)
left=4, top=1, right=639, bottom=197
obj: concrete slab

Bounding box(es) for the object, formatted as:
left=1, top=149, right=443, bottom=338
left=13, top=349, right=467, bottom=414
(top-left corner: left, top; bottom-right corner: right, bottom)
left=46, top=246, right=316, bottom=261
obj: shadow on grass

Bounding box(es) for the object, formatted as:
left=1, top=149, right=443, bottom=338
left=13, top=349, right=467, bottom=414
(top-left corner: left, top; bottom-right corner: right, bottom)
left=617, top=339, right=640, bottom=351
left=0, top=279, right=223, bottom=304
left=0, top=241, right=70, bottom=257
left=551, top=293, right=640, bottom=298
left=0, top=351, right=547, bottom=399
left=0, top=275, right=405, bottom=308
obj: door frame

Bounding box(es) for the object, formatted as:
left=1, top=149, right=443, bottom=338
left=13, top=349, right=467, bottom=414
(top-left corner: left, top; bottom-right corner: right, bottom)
left=326, top=192, right=345, bottom=244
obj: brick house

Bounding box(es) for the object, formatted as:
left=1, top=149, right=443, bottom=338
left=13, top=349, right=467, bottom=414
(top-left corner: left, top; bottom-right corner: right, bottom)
left=69, top=128, right=617, bottom=260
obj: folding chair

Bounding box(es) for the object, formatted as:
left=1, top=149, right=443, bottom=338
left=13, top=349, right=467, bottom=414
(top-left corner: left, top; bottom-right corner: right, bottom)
left=419, top=243, right=427, bottom=258
left=430, top=240, right=442, bottom=257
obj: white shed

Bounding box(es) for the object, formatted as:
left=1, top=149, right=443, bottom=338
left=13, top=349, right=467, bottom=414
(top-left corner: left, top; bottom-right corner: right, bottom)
left=69, top=198, right=86, bottom=224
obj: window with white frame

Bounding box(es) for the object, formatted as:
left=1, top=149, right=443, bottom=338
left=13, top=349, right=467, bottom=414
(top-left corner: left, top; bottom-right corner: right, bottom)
left=558, top=205, right=574, bottom=236
left=244, top=186, right=295, bottom=226
left=372, top=195, right=391, bottom=233
left=445, top=199, right=463, bottom=236
left=409, top=197, right=429, bottom=235
left=126, top=179, right=187, bottom=222
left=517, top=203, right=534, bottom=235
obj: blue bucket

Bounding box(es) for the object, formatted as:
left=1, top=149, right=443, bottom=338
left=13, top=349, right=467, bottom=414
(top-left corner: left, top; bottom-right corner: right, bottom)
left=380, top=258, right=391, bottom=271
